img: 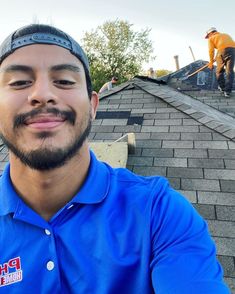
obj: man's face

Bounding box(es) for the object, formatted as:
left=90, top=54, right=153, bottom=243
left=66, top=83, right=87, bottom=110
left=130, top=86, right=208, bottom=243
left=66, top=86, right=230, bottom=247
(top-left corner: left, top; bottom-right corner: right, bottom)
left=0, top=44, right=98, bottom=170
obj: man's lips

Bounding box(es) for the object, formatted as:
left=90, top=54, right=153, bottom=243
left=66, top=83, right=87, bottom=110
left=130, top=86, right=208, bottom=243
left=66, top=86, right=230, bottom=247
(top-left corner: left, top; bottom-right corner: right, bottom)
left=24, top=115, right=66, bottom=129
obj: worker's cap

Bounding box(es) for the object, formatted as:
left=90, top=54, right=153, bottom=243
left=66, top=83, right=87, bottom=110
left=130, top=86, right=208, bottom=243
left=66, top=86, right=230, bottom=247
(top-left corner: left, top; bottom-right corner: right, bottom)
left=0, top=24, right=90, bottom=78
left=205, top=27, right=217, bottom=39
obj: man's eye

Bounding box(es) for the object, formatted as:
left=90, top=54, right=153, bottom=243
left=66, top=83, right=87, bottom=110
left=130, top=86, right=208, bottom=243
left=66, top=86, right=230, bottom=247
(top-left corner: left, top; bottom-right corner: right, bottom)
left=9, top=80, right=32, bottom=88
left=54, top=80, right=76, bottom=86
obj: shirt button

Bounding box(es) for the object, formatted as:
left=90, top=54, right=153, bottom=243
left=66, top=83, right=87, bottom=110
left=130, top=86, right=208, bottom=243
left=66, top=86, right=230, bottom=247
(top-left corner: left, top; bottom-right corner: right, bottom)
left=46, top=261, right=55, bottom=271
left=45, top=229, right=51, bottom=236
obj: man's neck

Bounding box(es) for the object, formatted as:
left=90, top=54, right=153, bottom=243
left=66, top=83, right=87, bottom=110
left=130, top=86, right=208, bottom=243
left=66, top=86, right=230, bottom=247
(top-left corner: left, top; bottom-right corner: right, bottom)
left=9, top=145, right=91, bottom=221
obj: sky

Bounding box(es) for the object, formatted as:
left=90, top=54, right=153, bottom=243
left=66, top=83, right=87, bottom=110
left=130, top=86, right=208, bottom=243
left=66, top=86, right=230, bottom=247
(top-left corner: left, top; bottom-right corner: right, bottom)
left=0, top=0, right=235, bottom=72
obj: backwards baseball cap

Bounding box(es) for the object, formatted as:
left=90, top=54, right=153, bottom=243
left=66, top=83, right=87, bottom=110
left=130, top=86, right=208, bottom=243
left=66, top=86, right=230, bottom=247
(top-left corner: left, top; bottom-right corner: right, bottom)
left=205, top=27, right=217, bottom=39
left=0, top=24, right=92, bottom=96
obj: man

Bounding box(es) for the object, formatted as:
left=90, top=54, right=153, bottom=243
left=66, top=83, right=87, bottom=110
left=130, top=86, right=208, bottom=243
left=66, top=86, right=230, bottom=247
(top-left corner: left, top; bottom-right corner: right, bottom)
left=148, top=67, right=156, bottom=79
left=98, top=76, right=118, bottom=94
left=205, top=27, right=235, bottom=98
left=0, top=24, right=230, bottom=293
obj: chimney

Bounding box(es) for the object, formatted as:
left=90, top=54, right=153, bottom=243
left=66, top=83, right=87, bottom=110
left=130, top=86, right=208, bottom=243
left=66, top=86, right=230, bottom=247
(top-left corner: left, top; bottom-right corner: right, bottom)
left=174, top=55, right=180, bottom=71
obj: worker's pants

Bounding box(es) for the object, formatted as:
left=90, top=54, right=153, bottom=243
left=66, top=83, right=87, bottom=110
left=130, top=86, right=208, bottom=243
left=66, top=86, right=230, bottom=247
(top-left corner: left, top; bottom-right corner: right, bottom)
left=216, top=47, right=235, bottom=93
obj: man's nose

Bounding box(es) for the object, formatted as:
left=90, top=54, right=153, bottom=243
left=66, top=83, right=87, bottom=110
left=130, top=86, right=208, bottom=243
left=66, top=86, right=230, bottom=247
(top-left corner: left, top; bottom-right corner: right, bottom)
left=27, top=78, right=58, bottom=106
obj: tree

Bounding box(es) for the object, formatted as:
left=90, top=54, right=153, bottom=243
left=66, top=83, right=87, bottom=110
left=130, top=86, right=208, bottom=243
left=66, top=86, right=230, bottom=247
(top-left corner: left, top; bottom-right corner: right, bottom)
left=82, top=19, right=155, bottom=92
left=156, top=69, right=172, bottom=77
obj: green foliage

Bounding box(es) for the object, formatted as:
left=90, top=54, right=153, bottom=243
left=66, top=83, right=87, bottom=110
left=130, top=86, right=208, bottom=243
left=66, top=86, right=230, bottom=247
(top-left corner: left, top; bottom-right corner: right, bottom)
left=156, top=69, right=172, bottom=77
left=82, top=19, right=155, bottom=92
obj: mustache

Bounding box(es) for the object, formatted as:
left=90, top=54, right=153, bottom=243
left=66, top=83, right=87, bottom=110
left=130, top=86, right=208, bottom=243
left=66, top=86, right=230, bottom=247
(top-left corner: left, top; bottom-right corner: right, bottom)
left=13, top=108, right=76, bottom=129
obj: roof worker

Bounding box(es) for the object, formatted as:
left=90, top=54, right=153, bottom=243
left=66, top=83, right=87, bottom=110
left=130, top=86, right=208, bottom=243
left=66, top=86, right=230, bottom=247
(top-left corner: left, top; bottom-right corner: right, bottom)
left=205, top=27, right=235, bottom=98
left=0, top=23, right=230, bottom=293
left=148, top=67, right=156, bottom=79
left=98, top=76, right=118, bottom=94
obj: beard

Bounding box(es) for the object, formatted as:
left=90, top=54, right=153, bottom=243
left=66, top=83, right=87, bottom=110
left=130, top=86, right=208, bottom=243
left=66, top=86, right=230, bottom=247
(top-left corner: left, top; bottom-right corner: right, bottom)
left=0, top=107, right=92, bottom=171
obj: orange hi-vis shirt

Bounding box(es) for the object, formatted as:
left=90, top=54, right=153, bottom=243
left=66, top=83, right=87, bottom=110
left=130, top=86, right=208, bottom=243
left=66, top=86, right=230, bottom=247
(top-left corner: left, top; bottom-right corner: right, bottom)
left=208, top=32, right=235, bottom=63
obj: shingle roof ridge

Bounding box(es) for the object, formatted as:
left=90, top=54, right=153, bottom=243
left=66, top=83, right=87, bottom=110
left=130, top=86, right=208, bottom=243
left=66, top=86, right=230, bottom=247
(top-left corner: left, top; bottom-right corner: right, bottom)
left=132, top=77, right=235, bottom=141
left=98, top=76, right=166, bottom=100
left=98, top=81, right=132, bottom=100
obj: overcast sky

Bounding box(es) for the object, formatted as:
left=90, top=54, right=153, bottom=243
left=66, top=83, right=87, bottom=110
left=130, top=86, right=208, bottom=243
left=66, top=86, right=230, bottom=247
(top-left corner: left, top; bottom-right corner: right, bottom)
left=0, top=0, right=234, bottom=71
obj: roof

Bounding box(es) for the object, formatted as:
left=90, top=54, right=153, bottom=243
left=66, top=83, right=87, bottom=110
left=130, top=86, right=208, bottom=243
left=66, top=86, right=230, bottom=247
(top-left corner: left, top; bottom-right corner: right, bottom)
left=160, top=59, right=235, bottom=91
left=0, top=75, right=234, bottom=292
left=93, top=76, right=235, bottom=292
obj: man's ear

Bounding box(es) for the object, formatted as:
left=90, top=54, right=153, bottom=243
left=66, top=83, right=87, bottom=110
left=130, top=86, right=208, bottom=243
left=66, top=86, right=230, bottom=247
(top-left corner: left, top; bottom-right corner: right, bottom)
left=90, top=91, right=99, bottom=120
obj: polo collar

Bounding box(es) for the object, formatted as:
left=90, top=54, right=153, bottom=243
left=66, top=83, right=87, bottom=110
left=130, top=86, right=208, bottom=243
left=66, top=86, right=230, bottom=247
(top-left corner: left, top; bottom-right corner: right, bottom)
left=0, top=150, right=111, bottom=216
left=0, top=163, right=20, bottom=215
left=71, top=150, right=111, bottom=204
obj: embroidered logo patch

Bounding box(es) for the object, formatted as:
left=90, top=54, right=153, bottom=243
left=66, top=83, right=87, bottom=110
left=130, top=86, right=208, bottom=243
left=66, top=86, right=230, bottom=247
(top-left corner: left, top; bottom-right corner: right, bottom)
left=0, top=257, right=22, bottom=287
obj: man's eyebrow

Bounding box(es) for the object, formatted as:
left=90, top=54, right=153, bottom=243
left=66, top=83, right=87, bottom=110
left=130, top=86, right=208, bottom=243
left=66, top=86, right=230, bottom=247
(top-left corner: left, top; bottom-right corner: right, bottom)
left=1, top=65, right=33, bottom=74
left=0, top=64, right=81, bottom=74
left=50, top=64, right=81, bottom=72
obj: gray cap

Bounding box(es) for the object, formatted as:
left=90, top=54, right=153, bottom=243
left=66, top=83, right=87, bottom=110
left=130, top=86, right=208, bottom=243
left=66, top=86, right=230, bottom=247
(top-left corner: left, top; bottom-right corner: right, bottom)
left=0, top=24, right=89, bottom=72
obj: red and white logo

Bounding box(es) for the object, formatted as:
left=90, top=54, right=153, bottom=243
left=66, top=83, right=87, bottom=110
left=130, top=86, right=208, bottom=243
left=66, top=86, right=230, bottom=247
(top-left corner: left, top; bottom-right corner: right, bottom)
left=0, top=257, right=22, bottom=287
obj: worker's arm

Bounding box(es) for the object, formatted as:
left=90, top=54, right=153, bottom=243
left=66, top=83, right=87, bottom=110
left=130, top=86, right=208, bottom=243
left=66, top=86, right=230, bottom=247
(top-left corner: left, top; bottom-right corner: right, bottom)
left=208, top=39, right=215, bottom=69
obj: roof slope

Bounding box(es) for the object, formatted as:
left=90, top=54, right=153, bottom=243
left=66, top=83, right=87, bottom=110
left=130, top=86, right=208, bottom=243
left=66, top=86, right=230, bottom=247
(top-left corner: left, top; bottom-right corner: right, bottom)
left=94, top=77, right=235, bottom=292
left=159, top=59, right=235, bottom=91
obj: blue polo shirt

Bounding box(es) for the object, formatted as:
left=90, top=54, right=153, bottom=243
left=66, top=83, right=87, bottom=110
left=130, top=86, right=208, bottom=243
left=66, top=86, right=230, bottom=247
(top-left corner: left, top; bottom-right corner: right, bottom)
left=0, top=151, right=230, bottom=293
